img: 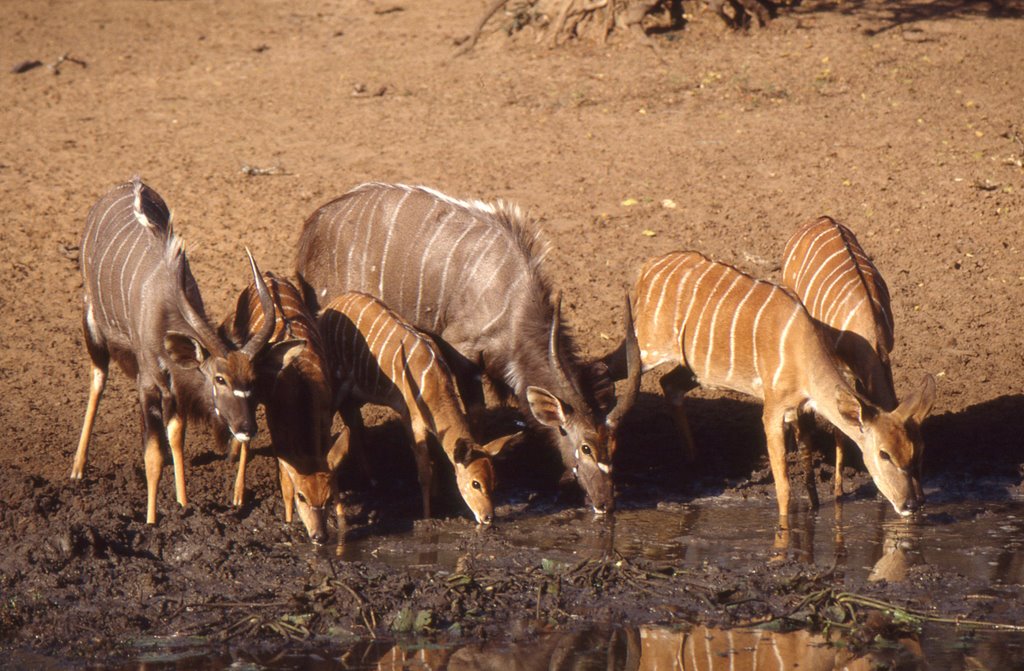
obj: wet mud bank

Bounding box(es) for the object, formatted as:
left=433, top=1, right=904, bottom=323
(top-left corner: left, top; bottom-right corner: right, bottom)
left=3, top=443, right=1024, bottom=668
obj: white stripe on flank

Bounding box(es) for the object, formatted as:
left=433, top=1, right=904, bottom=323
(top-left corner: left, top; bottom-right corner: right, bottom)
left=377, top=190, right=413, bottom=296
left=641, top=254, right=679, bottom=326
left=704, top=274, right=744, bottom=379
left=395, top=200, right=440, bottom=309
left=727, top=282, right=760, bottom=381
left=811, top=262, right=851, bottom=317
left=117, top=233, right=145, bottom=327
left=794, top=226, right=835, bottom=288
left=341, top=194, right=374, bottom=290
left=373, top=322, right=401, bottom=389
left=823, top=275, right=862, bottom=323
left=408, top=201, right=444, bottom=318
left=772, top=303, right=802, bottom=388
left=649, top=255, right=686, bottom=338
left=677, top=261, right=717, bottom=365
left=802, top=248, right=845, bottom=307
left=436, top=225, right=475, bottom=316
left=461, top=228, right=502, bottom=293
left=837, top=295, right=867, bottom=334
left=356, top=190, right=386, bottom=289
left=478, top=272, right=523, bottom=336
left=95, top=215, right=136, bottom=330
left=751, top=285, right=777, bottom=384
left=87, top=191, right=132, bottom=261
left=689, top=266, right=730, bottom=377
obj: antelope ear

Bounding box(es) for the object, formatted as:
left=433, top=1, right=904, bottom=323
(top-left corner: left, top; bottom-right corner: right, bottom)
left=526, top=386, right=568, bottom=428
left=260, top=339, right=306, bottom=374
left=895, top=373, right=937, bottom=426
left=479, top=431, right=524, bottom=457
left=165, top=331, right=208, bottom=368
left=452, top=440, right=473, bottom=466
left=835, top=384, right=865, bottom=429
left=326, top=425, right=350, bottom=472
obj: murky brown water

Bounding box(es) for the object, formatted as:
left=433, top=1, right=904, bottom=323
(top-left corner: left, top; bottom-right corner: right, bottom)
left=335, top=496, right=1024, bottom=588
left=110, top=496, right=1024, bottom=670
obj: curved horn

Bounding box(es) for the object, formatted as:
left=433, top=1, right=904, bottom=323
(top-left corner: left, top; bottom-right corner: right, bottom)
left=240, top=249, right=276, bottom=358
left=175, top=253, right=228, bottom=357
left=606, top=293, right=641, bottom=428
left=548, top=292, right=587, bottom=410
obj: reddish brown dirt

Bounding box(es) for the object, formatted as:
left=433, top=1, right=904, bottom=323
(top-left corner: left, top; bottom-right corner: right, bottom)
left=2, top=0, right=1023, bottom=665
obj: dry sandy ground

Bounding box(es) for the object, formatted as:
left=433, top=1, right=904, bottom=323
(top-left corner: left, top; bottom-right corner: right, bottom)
left=1, top=0, right=1023, bottom=663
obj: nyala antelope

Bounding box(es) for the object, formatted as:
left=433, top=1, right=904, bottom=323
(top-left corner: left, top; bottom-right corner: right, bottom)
left=223, top=272, right=341, bottom=544
left=782, top=216, right=935, bottom=503
left=609, top=250, right=933, bottom=518
left=296, top=183, right=640, bottom=513
left=318, top=292, right=522, bottom=525
left=74, top=178, right=275, bottom=524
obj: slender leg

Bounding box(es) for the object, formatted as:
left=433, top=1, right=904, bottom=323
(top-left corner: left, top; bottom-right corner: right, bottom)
left=913, top=444, right=926, bottom=503
left=833, top=428, right=845, bottom=498
left=141, top=397, right=165, bottom=525
left=232, top=438, right=248, bottom=507
left=280, top=459, right=295, bottom=523
left=660, top=365, right=699, bottom=463
left=794, top=414, right=819, bottom=511
left=762, top=403, right=791, bottom=519
left=72, top=361, right=108, bottom=479
left=166, top=414, right=188, bottom=508
left=326, top=425, right=350, bottom=523
left=409, top=425, right=434, bottom=519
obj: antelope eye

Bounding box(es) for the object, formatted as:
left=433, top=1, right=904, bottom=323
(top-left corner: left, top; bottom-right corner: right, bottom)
left=880, top=451, right=892, bottom=462
left=296, top=492, right=308, bottom=504
left=472, top=480, right=482, bottom=491
left=214, top=375, right=227, bottom=386
left=581, top=444, right=593, bottom=456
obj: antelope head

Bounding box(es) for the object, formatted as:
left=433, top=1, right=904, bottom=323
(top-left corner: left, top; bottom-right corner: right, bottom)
left=279, top=460, right=335, bottom=544
left=451, top=432, right=522, bottom=526
left=835, top=374, right=936, bottom=516
left=164, top=249, right=275, bottom=442
left=526, top=294, right=639, bottom=515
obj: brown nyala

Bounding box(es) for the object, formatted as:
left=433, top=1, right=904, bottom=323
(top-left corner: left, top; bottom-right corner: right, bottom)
left=222, top=272, right=341, bottom=544
left=296, top=183, right=640, bottom=514
left=609, top=250, right=933, bottom=518
left=318, top=291, right=522, bottom=525
left=73, top=177, right=275, bottom=524
left=781, top=216, right=935, bottom=501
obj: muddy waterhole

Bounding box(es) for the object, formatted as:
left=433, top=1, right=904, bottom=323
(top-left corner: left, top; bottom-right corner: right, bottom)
left=17, top=493, right=1024, bottom=670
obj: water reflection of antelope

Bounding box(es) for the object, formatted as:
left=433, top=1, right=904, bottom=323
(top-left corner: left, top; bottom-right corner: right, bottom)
left=366, top=624, right=926, bottom=669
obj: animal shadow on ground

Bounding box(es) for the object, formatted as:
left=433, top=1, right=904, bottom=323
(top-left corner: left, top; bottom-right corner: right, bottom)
left=611, top=391, right=769, bottom=504
left=920, top=393, right=1024, bottom=490
left=793, top=0, right=1024, bottom=35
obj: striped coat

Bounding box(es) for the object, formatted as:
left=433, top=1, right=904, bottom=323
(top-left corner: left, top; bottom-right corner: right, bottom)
left=782, top=216, right=896, bottom=409
left=224, top=272, right=336, bottom=543
left=296, top=183, right=635, bottom=514
left=74, top=177, right=273, bottom=524
left=319, top=291, right=516, bottom=525
left=632, top=250, right=928, bottom=518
